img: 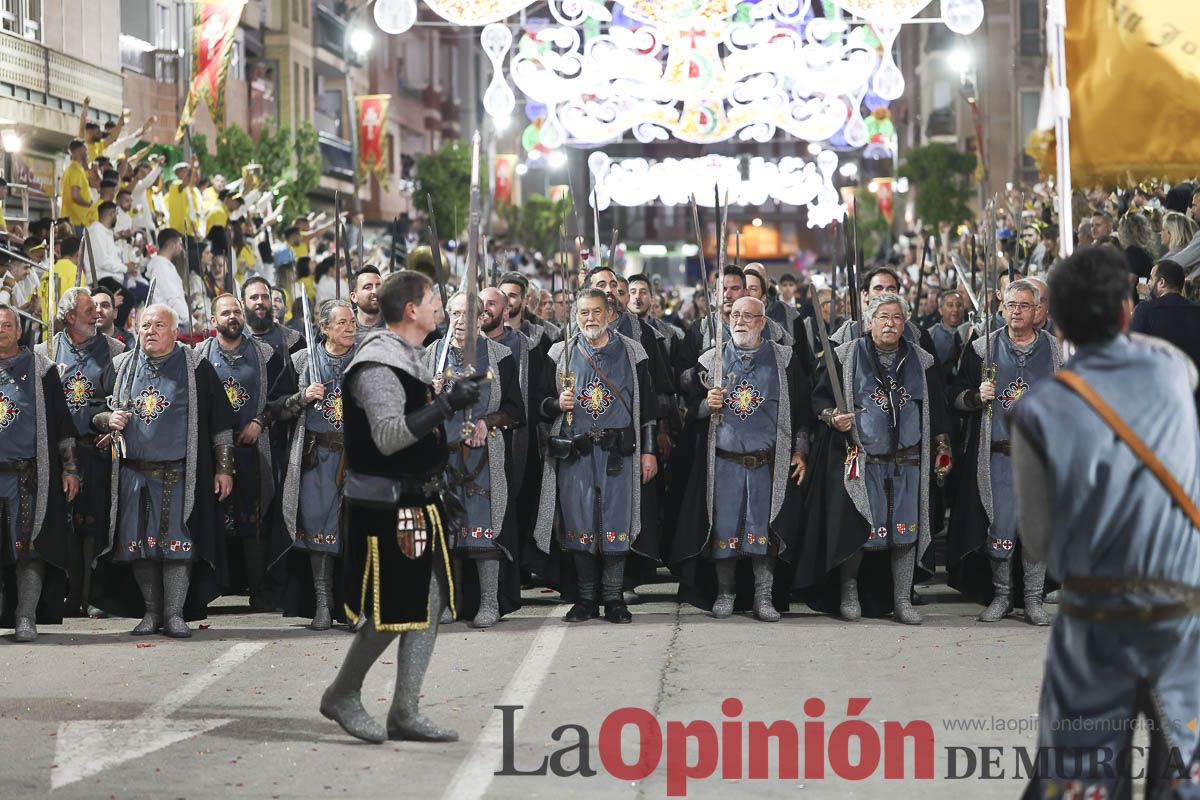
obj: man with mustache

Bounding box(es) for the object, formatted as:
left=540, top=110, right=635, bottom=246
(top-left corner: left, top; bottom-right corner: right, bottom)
left=197, top=294, right=292, bottom=609
left=499, top=271, right=560, bottom=350
left=424, top=292, right=523, bottom=629
left=91, top=304, right=236, bottom=637
left=242, top=275, right=303, bottom=364
left=672, top=296, right=813, bottom=622
left=947, top=279, right=1062, bottom=624
left=801, top=292, right=952, bottom=625
left=830, top=266, right=939, bottom=358
left=534, top=288, right=659, bottom=623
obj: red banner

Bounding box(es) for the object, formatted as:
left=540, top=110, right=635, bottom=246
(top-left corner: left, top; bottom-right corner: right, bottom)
left=874, top=178, right=894, bottom=225
left=176, top=0, right=246, bottom=140
left=494, top=154, right=517, bottom=205
left=355, top=94, right=391, bottom=187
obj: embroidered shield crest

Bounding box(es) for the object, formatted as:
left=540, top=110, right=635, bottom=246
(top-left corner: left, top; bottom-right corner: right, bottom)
left=999, top=376, right=1030, bottom=409
left=577, top=377, right=614, bottom=420
left=63, top=371, right=94, bottom=410
left=135, top=386, right=171, bottom=424
left=320, top=386, right=343, bottom=429
left=0, top=392, right=19, bottom=429
left=725, top=379, right=764, bottom=420
left=223, top=376, right=249, bottom=410
left=396, top=507, right=428, bottom=559
left=870, top=376, right=911, bottom=413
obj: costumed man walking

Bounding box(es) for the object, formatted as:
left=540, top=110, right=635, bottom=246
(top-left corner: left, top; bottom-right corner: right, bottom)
left=534, top=288, right=658, bottom=624
left=947, top=279, right=1062, bottom=624
left=0, top=303, right=79, bottom=641
left=91, top=304, right=235, bottom=637
left=270, top=299, right=356, bottom=630
left=801, top=292, right=951, bottom=624
left=197, top=294, right=291, bottom=608
left=672, top=296, right=811, bottom=621
left=35, top=287, right=123, bottom=618
left=425, top=291, right=523, bottom=629
left=830, top=267, right=940, bottom=356
left=479, top=287, right=542, bottom=586
left=243, top=276, right=304, bottom=363
left=320, top=270, right=484, bottom=744
left=927, top=289, right=966, bottom=386
left=1013, top=247, right=1200, bottom=798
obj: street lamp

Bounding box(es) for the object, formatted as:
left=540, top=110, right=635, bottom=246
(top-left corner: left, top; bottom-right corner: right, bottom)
left=948, top=48, right=973, bottom=85
left=1, top=129, right=23, bottom=154
left=348, top=27, right=375, bottom=61
left=547, top=150, right=567, bottom=169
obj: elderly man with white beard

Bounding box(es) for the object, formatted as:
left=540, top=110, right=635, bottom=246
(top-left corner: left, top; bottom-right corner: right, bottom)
left=798, top=292, right=952, bottom=625
left=534, top=288, right=659, bottom=624
left=671, top=297, right=813, bottom=621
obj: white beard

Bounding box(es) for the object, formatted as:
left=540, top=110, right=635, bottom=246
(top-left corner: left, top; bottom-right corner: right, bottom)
left=582, top=325, right=605, bottom=343
left=731, top=331, right=759, bottom=349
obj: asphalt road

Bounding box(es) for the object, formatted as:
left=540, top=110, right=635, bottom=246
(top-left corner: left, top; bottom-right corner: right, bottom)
left=0, top=575, right=1056, bottom=799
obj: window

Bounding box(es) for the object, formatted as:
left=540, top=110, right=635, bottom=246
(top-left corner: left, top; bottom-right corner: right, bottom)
left=292, top=0, right=299, bottom=24
left=1020, top=88, right=1042, bottom=176
left=156, top=1, right=171, bottom=48
left=0, top=0, right=40, bottom=41
left=302, top=0, right=309, bottom=27
left=1020, top=0, right=1042, bottom=57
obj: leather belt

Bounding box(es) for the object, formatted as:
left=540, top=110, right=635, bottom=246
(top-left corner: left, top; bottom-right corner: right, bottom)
left=1060, top=575, right=1200, bottom=623
left=125, top=458, right=184, bottom=475
left=865, top=446, right=921, bottom=467
left=0, top=458, right=34, bottom=473
left=715, top=448, right=773, bottom=470
left=305, top=430, right=344, bottom=453
left=991, top=440, right=1012, bottom=455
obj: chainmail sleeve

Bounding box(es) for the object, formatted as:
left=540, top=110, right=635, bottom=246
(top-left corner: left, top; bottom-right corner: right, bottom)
left=349, top=363, right=416, bottom=455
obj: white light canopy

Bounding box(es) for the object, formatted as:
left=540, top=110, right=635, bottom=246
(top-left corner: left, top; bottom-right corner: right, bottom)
left=588, top=150, right=847, bottom=229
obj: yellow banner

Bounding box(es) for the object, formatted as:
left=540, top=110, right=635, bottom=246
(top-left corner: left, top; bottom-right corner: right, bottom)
left=1066, top=0, right=1200, bottom=185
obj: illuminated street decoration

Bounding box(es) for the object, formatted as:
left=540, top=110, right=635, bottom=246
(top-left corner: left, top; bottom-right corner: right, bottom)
left=587, top=150, right=847, bottom=228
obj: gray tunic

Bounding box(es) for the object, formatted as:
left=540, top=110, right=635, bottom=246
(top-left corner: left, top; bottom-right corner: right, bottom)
left=0, top=350, right=38, bottom=560
left=294, top=344, right=354, bottom=554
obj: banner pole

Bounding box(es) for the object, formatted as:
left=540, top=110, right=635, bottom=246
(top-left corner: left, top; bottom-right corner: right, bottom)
left=1048, top=0, right=1073, bottom=258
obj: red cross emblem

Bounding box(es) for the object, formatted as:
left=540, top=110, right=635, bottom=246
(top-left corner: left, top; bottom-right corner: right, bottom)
left=63, top=371, right=95, bottom=410
left=1084, top=785, right=1107, bottom=800
left=223, top=376, right=249, bottom=411
left=135, top=385, right=171, bottom=425
left=0, top=392, right=20, bottom=429
left=725, top=379, right=764, bottom=420
left=578, top=377, right=614, bottom=420
left=999, top=377, right=1030, bottom=409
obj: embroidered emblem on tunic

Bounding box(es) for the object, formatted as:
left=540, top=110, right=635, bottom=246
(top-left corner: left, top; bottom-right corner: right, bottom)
left=725, top=379, right=764, bottom=420
left=870, top=377, right=911, bottom=413
left=999, top=377, right=1030, bottom=409
left=0, top=392, right=19, bottom=429
left=578, top=377, right=614, bottom=419
left=223, top=376, right=249, bottom=410
left=63, top=371, right=94, bottom=410
left=321, top=386, right=343, bottom=429
left=135, top=386, right=171, bottom=424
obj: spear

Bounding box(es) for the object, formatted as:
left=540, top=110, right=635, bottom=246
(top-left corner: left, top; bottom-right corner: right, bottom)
left=711, top=185, right=727, bottom=427
left=461, top=131, right=483, bottom=438
left=334, top=191, right=342, bottom=299
left=688, top=194, right=714, bottom=344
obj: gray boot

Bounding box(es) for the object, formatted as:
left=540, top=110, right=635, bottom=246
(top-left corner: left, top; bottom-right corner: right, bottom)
left=310, top=553, right=333, bottom=631
left=387, top=574, right=458, bottom=742
left=752, top=556, right=780, bottom=622
left=131, top=560, right=163, bottom=635
left=472, top=559, right=500, bottom=629
left=161, top=562, right=192, bottom=638
left=711, top=559, right=736, bottom=619
left=891, top=546, right=922, bottom=625
left=978, top=558, right=1013, bottom=622
left=13, top=559, right=44, bottom=642
left=1022, top=552, right=1051, bottom=626
left=839, top=552, right=863, bottom=622
left=321, top=621, right=397, bottom=743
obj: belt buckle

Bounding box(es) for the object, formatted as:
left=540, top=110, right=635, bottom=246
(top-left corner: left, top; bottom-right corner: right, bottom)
left=741, top=455, right=757, bottom=469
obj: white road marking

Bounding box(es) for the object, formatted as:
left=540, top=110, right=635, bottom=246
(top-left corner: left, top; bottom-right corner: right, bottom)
left=440, top=606, right=566, bottom=800
left=50, top=642, right=268, bottom=790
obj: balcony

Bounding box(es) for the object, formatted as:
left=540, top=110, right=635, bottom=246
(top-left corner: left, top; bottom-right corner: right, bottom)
left=925, top=105, right=957, bottom=141
left=319, top=131, right=354, bottom=181
left=314, top=3, right=346, bottom=60
left=0, top=29, right=123, bottom=117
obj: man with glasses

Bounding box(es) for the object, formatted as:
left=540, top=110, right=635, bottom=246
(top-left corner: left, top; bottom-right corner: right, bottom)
left=947, top=279, right=1063, bottom=624
left=801, top=292, right=951, bottom=625
left=672, top=296, right=812, bottom=622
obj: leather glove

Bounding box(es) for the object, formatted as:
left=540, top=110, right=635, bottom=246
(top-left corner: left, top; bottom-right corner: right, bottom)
left=440, top=373, right=484, bottom=413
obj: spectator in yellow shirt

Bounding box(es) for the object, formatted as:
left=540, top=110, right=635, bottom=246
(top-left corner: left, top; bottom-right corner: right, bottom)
left=166, top=162, right=197, bottom=236
left=77, top=97, right=124, bottom=162
left=205, top=190, right=242, bottom=232
left=61, top=140, right=95, bottom=230
left=38, top=235, right=87, bottom=330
